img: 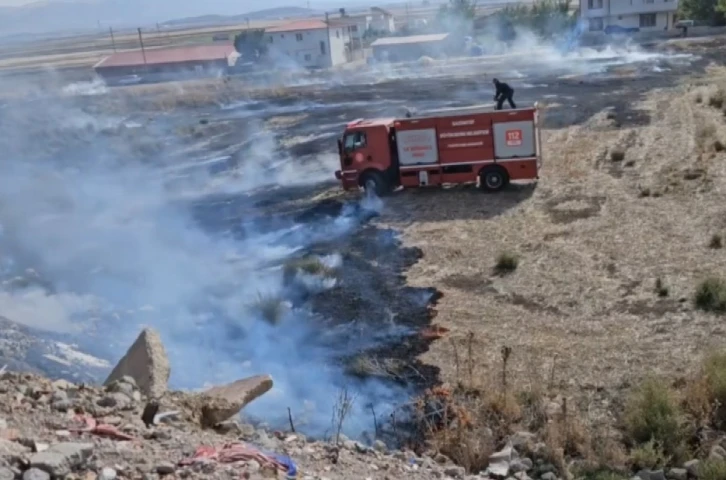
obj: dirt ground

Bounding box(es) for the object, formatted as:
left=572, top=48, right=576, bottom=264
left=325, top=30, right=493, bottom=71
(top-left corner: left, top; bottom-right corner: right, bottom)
left=378, top=42, right=726, bottom=421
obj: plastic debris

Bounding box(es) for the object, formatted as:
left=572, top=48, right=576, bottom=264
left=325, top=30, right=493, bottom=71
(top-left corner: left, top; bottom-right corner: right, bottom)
left=179, top=442, right=297, bottom=478
left=68, top=414, right=135, bottom=441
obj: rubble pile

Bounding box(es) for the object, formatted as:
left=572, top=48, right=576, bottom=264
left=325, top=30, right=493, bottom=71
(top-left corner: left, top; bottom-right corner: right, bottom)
left=1, top=328, right=546, bottom=480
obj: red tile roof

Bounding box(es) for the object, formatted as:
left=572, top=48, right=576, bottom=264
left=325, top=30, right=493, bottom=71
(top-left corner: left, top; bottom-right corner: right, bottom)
left=94, top=44, right=236, bottom=69
left=265, top=20, right=328, bottom=33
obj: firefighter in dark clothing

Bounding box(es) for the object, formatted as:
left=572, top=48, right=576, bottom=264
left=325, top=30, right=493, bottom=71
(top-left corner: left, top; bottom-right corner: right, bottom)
left=493, top=78, right=516, bottom=110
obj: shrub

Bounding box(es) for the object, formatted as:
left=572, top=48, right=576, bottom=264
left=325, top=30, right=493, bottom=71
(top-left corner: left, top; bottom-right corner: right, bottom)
left=495, top=252, right=519, bottom=274
left=655, top=278, right=669, bottom=298
left=710, top=91, right=725, bottom=109
left=694, top=277, right=726, bottom=313
left=283, top=256, right=336, bottom=279
left=710, top=234, right=723, bottom=249
left=700, top=459, right=726, bottom=480
left=610, top=149, right=626, bottom=162
left=251, top=293, right=287, bottom=324
left=703, top=351, right=726, bottom=426
left=623, top=377, right=684, bottom=458
left=630, top=440, right=669, bottom=470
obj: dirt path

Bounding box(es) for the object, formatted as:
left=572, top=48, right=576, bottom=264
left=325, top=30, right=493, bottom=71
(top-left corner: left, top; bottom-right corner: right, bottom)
left=379, top=68, right=726, bottom=418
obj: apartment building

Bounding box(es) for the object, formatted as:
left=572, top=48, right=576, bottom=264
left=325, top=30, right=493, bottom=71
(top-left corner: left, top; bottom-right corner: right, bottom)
left=580, top=0, right=679, bottom=33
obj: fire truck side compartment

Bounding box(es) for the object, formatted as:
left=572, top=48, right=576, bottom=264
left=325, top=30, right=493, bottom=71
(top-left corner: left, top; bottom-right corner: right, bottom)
left=492, top=120, right=536, bottom=159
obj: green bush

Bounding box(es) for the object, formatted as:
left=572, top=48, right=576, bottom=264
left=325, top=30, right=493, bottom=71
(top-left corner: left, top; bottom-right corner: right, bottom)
left=495, top=252, right=519, bottom=274
left=703, top=351, right=726, bottom=426
left=630, top=440, right=669, bottom=470
left=695, top=277, right=726, bottom=313
left=700, top=459, right=726, bottom=480
left=623, top=378, right=684, bottom=458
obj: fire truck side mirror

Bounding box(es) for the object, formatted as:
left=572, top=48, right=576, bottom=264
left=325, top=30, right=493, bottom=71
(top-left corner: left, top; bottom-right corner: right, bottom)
left=337, top=138, right=343, bottom=155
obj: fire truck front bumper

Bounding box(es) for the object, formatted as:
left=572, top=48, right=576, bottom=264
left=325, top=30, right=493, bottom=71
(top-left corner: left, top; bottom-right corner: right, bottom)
left=336, top=170, right=358, bottom=190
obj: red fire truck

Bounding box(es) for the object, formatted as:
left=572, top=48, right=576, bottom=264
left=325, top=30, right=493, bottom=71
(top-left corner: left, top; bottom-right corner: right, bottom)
left=334, top=104, right=542, bottom=195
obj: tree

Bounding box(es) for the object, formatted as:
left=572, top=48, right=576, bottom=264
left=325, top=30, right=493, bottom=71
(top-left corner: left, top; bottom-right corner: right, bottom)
left=439, top=0, right=477, bottom=20
left=233, top=29, right=267, bottom=61
left=680, top=0, right=725, bottom=24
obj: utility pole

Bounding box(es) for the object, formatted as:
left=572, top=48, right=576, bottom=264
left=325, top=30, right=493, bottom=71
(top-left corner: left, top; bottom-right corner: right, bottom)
left=109, top=26, right=116, bottom=52
left=137, top=28, right=147, bottom=64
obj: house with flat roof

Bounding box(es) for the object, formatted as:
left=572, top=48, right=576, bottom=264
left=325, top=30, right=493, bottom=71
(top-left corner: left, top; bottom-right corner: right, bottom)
left=370, top=33, right=452, bottom=62
left=263, top=19, right=348, bottom=69
left=94, top=44, right=237, bottom=82
left=579, top=0, right=679, bottom=33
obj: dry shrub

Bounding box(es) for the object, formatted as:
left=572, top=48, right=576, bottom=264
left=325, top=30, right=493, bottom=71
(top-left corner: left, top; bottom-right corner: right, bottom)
left=610, top=149, right=626, bottom=162
left=709, top=87, right=726, bottom=109
left=623, top=377, right=686, bottom=461
left=655, top=278, right=669, bottom=298
left=694, top=277, right=726, bottom=313
left=702, top=351, right=726, bottom=427
left=700, top=459, right=726, bottom=480
left=630, top=439, right=669, bottom=470
left=543, top=399, right=591, bottom=474
left=283, top=256, right=337, bottom=279
left=696, top=123, right=718, bottom=150
left=683, top=374, right=715, bottom=429
left=710, top=234, right=723, bottom=250
left=250, top=293, right=287, bottom=324
left=494, top=252, right=519, bottom=275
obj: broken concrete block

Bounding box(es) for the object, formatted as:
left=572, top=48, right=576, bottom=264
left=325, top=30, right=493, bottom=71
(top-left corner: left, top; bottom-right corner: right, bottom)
left=104, top=328, right=170, bottom=399
left=199, top=375, right=273, bottom=427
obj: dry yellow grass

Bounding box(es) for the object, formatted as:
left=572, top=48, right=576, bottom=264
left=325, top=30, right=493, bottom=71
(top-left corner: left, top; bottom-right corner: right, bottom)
left=380, top=66, right=726, bottom=428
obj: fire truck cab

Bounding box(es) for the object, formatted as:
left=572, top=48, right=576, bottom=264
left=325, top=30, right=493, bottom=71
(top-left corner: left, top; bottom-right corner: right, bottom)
left=334, top=104, right=542, bottom=195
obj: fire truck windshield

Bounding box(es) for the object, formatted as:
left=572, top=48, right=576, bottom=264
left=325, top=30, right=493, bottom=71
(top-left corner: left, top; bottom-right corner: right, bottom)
left=343, top=131, right=367, bottom=152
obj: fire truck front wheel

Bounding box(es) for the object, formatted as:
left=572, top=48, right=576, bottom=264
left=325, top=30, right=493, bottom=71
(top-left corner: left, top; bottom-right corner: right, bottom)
left=479, top=166, right=509, bottom=193
left=359, top=170, right=390, bottom=196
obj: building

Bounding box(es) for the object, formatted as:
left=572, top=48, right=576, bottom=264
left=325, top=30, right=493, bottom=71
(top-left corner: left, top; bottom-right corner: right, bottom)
left=263, top=19, right=348, bottom=69
left=94, top=45, right=237, bottom=82
left=370, top=33, right=452, bottom=63
left=330, top=7, right=396, bottom=42
left=579, top=0, right=679, bottom=33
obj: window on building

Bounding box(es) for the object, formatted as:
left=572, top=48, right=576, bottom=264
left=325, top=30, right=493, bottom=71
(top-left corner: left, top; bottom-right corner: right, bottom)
left=587, top=0, right=603, bottom=8
left=280, top=34, right=284, bottom=38
left=351, top=25, right=358, bottom=32
left=320, top=40, right=327, bottom=55
left=304, top=54, right=312, bottom=61
left=589, top=17, right=604, bottom=30
left=336, top=29, right=340, bottom=38
left=643, top=0, right=655, bottom=4
left=640, top=13, right=656, bottom=27
left=296, top=33, right=303, bottom=41
left=343, top=131, right=367, bottom=151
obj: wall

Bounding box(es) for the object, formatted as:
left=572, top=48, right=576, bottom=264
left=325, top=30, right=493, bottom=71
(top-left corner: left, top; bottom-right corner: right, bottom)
left=263, top=27, right=350, bottom=68
left=372, top=39, right=449, bottom=62
left=581, top=0, right=678, bottom=30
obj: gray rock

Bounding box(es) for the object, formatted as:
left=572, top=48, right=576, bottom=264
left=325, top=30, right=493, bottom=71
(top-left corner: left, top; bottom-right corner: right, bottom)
left=712, top=446, right=726, bottom=461
left=99, top=467, right=117, bottom=480
left=97, top=393, right=131, bottom=409
left=638, top=470, right=667, bottom=480
left=515, top=473, right=534, bottom=480
left=511, top=458, right=533, bottom=473
left=50, top=390, right=67, bottom=403
left=444, top=466, right=466, bottom=478
left=0, top=417, right=6, bottom=430
left=510, top=432, right=537, bottom=449
left=538, top=464, right=556, bottom=475
left=104, top=328, right=170, bottom=399
left=488, top=446, right=518, bottom=478
left=51, top=399, right=73, bottom=412
left=199, top=375, right=273, bottom=427
left=0, top=467, right=14, bottom=480
left=667, top=469, right=688, bottom=480
left=28, top=442, right=93, bottom=477
left=106, top=381, right=136, bottom=398
left=684, top=460, right=700, bottom=478
left=156, top=462, right=175, bottom=475
left=373, top=440, right=387, bottom=453
left=22, top=468, right=50, bottom=480
left=541, top=473, right=557, bottom=480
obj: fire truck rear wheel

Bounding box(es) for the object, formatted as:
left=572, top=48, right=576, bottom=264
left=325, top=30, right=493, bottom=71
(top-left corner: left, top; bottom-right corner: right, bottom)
left=360, top=171, right=389, bottom=196
left=479, top=166, right=509, bottom=192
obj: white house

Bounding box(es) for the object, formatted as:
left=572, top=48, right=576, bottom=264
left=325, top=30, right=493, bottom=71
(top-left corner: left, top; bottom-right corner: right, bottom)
left=580, top=0, right=679, bottom=32
left=263, top=20, right=348, bottom=69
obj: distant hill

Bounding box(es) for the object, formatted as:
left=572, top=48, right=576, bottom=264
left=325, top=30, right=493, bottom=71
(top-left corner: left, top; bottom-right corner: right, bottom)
left=162, top=7, right=321, bottom=28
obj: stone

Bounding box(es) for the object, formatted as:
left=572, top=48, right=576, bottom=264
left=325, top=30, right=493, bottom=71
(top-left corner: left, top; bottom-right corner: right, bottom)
left=22, top=468, right=50, bottom=480
left=510, top=432, right=537, bottom=449
left=667, top=469, right=688, bottom=480
left=444, top=466, right=466, bottom=478
left=684, top=460, right=700, bottom=478
left=515, top=473, right=534, bottom=480
left=51, top=390, right=68, bottom=403
left=638, top=470, right=667, bottom=480
left=712, top=446, right=726, bottom=461
left=199, top=375, right=273, bottom=427
left=0, top=468, right=13, bottom=480
left=373, top=440, right=387, bottom=453
left=97, top=393, right=131, bottom=409
left=511, top=458, right=534, bottom=473
left=104, top=328, right=170, bottom=399
left=99, top=468, right=117, bottom=480
left=29, top=443, right=94, bottom=477
left=487, top=446, right=518, bottom=477
left=0, top=417, right=6, bottom=430
left=541, top=473, right=557, bottom=480
left=156, top=462, right=175, bottom=475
